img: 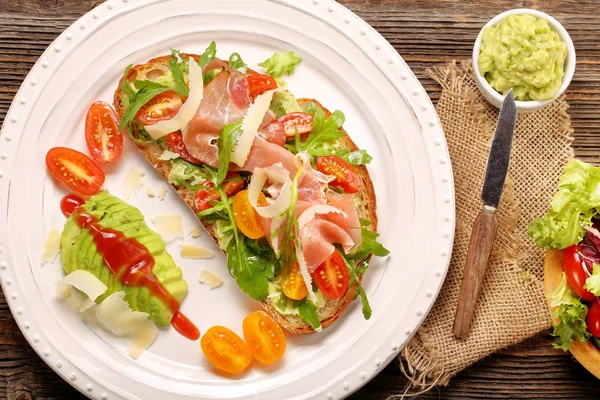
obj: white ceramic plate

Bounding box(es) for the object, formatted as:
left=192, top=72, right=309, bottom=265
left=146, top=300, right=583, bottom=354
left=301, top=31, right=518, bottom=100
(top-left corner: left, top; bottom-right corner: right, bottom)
left=0, top=0, right=454, bottom=399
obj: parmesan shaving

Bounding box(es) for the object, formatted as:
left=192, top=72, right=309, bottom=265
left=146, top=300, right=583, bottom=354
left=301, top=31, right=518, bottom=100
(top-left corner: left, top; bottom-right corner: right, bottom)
left=55, top=270, right=108, bottom=312
left=152, top=214, right=184, bottom=243
left=156, top=185, right=168, bottom=201
left=248, top=163, right=293, bottom=218
left=146, top=187, right=155, bottom=198
left=145, top=58, right=204, bottom=140
left=41, top=228, right=61, bottom=265
left=158, top=150, right=180, bottom=161
left=295, top=246, right=317, bottom=303
left=230, top=89, right=279, bottom=167
left=123, top=167, right=145, bottom=200
left=189, top=226, right=202, bottom=238
left=270, top=217, right=285, bottom=256
left=181, top=243, right=214, bottom=259
left=199, top=269, right=223, bottom=289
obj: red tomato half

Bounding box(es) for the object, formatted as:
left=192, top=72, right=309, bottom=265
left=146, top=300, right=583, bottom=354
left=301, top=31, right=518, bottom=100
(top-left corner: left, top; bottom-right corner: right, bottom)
left=194, top=174, right=244, bottom=211
left=165, top=132, right=203, bottom=164
left=587, top=298, right=600, bottom=338
left=136, top=90, right=182, bottom=125
left=563, top=245, right=596, bottom=301
left=45, top=147, right=105, bottom=195
left=277, top=112, right=314, bottom=138
left=85, top=101, right=123, bottom=163
left=316, top=155, right=362, bottom=194
left=312, top=251, right=349, bottom=299
left=247, top=74, right=277, bottom=100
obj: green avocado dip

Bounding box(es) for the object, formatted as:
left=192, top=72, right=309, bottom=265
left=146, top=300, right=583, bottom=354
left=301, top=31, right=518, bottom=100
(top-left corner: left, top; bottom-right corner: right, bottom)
left=478, top=14, right=567, bottom=101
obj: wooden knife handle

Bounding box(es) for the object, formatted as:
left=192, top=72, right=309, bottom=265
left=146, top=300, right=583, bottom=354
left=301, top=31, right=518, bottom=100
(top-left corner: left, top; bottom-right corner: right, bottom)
left=453, top=206, right=498, bottom=340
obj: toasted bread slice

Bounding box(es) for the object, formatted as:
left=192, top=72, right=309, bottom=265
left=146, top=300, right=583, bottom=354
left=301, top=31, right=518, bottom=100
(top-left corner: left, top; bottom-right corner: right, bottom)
left=114, top=54, right=378, bottom=334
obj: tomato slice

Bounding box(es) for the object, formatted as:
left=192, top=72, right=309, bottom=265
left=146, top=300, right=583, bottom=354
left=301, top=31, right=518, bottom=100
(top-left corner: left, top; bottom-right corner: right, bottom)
left=85, top=101, right=123, bottom=164
left=165, top=132, right=203, bottom=164
left=247, top=74, right=277, bottom=100
left=281, top=262, right=308, bottom=300
left=563, top=245, right=596, bottom=301
left=277, top=112, right=314, bottom=138
left=136, top=90, right=182, bottom=125
left=45, top=147, right=105, bottom=196
left=242, top=310, right=286, bottom=365
left=588, top=298, right=600, bottom=338
left=194, top=174, right=244, bottom=211
left=233, top=190, right=264, bottom=239
left=201, top=326, right=252, bottom=374
left=316, top=155, right=362, bottom=194
left=312, top=251, right=349, bottom=299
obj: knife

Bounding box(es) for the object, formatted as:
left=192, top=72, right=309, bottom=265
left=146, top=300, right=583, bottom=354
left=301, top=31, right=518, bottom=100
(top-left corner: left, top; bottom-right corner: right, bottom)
left=453, top=89, right=518, bottom=340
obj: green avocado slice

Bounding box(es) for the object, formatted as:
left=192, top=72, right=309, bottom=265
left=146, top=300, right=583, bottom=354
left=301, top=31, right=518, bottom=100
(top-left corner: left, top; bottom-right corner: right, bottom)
left=60, top=191, right=188, bottom=327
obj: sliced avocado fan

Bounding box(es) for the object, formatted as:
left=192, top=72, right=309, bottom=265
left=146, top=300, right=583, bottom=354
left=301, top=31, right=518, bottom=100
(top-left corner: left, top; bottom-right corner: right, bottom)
left=60, top=191, right=188, bottom=327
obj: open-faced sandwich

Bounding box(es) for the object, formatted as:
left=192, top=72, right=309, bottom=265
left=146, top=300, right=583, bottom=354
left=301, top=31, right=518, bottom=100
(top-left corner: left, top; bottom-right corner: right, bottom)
left=112, top=43, right=389, bottom=334
left=529, top=159, right=600, bottom=378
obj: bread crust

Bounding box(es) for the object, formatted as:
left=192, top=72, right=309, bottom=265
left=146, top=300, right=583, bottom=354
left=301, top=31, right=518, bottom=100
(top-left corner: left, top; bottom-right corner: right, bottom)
left=544, top=249, right=600, bottom=378
left=114, top=55, right=378, bottom=334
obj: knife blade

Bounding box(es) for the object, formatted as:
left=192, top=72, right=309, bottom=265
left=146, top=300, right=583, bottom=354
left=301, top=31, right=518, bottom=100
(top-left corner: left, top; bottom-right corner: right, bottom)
left=453, top=89, right=518, bottom=340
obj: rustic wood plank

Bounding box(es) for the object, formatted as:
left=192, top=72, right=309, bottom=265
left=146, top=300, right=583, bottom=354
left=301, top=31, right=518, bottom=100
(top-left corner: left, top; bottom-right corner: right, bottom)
left=1, top=0, right=600, bottom=399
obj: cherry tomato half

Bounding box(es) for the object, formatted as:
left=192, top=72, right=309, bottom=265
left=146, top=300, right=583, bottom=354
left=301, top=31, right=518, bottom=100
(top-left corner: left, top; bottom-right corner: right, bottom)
left=277, top=112, right=314, bottom=138
left=247, top=74, right=277, bottom=100
left=282, top=262, right=308, bottom=301
left=312, top=251, right=349, bottom=299
left=85, top=101, right=123, bottom=164
left=587, top=298, right=600, bottom=338
left=563, top=245, right=596, bottom=302
left=136, top=90, right=182, bottom=125
left=194, top=174, right=244, bottom=211
left=201, top=326, right=252, bottom=374
left=45, top=147, right=105, bottom=196
left=165, top=132, right=203, bottom=164
left=233, top=190, right=264, bottom=239
left=242, top=310, right=286, bottom=365
left=316, top=155, right=362, bottom=194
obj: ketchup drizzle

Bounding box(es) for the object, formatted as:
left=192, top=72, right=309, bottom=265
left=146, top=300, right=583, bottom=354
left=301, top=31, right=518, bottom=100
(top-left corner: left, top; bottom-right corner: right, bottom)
left=60, top=194, right=199, bottom=340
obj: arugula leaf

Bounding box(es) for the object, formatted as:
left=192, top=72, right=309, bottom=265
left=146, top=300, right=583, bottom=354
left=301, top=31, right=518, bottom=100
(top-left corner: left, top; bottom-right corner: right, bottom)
left=297, top=298, right=322, bottom=331
left=120, top=64, right=136, bottom=106
left=119, top=83, right=171, bottom=131
left=228, top=52, right=248, bottom=74
left=334, top=148, right=373, bottom=165
left=169, top=49, right=189, bottom=97
left=349, top=218, right=390, bottom=260
left=199, top=41, right=217, bottom=69
left=226, top=238, right=272, bottom=301
left=126, top=120, right=153, bottom=144
left=287, top=102, right=345, bottom=158
left=551, top=301, right=591, bottom=351
left=340, top=251, right=372, bottom=319
left=528, top=159, right=600, bottom=249
left=170, top=48, right=189, bottom=73
left=585, top=264, right=600, bottom=296
left=258, top=51, right=303, bottom=79
left=217, top=121, right=243, bottom=184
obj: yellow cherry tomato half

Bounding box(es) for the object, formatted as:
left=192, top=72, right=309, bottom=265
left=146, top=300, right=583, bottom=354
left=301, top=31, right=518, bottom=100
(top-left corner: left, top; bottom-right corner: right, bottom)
left=200, top=326, right=252, bottom=375
left=233, top=190, right=265, bottom=239
left=243, top=310, right=286, bottom=364
left=281, top=262, right=308, bottom=301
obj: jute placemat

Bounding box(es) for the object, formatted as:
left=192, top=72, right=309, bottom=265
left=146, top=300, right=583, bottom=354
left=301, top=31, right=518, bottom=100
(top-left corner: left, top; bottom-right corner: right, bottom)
left=396, top=60, right=574, bottom=396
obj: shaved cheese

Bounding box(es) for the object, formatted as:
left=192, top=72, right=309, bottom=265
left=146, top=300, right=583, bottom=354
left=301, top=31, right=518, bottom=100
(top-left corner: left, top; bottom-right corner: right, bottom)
left=189, top=226, right=202, bottom=238
left=95, top=292, right=158, bottom=358
left=158, top=150, right=180, bottom=161
left=199, top=269, right=223, bottom=289
left=123, top=167, right=145, bottom=200
left=248, top=163, right=293, bottom=218
left=298, top=205, right=347, bottom=229
left=181, top=243, right=214, bottom=259
left=231, top=89, right=279, bottom=166
left=41, top=228, right=61, bottom=265
left=146, top=187, right=155, bottom=198
left=295, top=246, right=318, bottom=304
left=270, top=217, right=285, bottom=256
left=152, top=214, right=184, bottom=243
left=55, top=270, right=107, bottom=312
left=145, top=58, right=204, bottom=140
left=156, top=185, right=168, bottom=201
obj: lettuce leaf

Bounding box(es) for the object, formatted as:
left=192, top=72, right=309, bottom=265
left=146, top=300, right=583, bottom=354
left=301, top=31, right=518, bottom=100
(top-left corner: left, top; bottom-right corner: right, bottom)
left=528, top=160, right=600, bottom=249
left=258, top=51, right=303, bottom=79
left=217, top=121, right=243, bottom=184
left=270, top=91, right=302, bottom=118
left=585, top=264, right=600, bottom=296
left=551, top=301, right=590, bottom=351
left=550, top=272, right=580, bottom=307
left=167, top=159, right=208, bottom=189
left=228, top=52, right=248, bottom=74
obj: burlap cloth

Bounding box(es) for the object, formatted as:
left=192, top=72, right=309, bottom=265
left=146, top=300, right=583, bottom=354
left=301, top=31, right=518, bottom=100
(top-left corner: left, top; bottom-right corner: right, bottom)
left=396, top=60, right=574, bottom=395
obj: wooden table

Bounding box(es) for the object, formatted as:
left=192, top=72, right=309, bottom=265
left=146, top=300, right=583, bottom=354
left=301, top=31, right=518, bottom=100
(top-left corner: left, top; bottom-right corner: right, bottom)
left=2, top=0, right=600, bottom=398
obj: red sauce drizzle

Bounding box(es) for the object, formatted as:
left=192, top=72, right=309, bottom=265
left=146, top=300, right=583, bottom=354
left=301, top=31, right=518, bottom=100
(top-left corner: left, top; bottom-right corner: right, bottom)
left=60, top=195, right=200, bottom=341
